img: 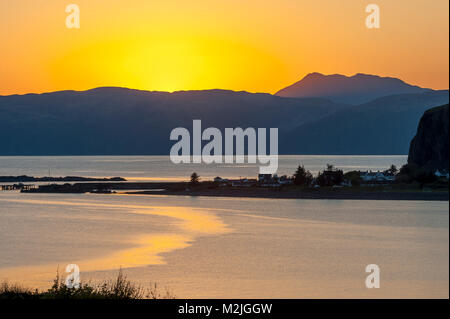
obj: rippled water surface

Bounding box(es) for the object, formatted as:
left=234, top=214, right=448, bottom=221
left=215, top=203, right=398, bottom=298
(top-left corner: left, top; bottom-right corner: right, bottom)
left=0, top=191, right=447, bottom=298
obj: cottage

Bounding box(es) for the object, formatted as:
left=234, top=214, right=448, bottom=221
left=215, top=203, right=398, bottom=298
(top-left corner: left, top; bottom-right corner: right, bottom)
left=360, top=171, right=395, bottom=183
left=434, top=170, right=449, bottom=180
left=278, top=175, right=293, bottom=185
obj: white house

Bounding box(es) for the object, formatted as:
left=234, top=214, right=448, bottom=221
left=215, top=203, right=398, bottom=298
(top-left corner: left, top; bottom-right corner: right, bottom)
left=360, top=171, right=395, bottom=182
left=435, top=170, right=449, bottom=180
left=258, top=174, right=273, bottom=183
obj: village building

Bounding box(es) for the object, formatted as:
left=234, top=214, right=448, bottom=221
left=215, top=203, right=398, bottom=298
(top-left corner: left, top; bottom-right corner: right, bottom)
left=360, top=171, right=395, bottom=182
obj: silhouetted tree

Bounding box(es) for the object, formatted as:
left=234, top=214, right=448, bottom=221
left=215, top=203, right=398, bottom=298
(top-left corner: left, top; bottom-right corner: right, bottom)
left=399, top=164, right=415, bottom=176
left=396, top=164, right=415, bottom=183
left=397, top=164, right=437, bottom=185
left=190, top=172, right=200, bottom=185
left=316, top=164, right=344, bottom=187
left=293, top=165, right=313, bottom=186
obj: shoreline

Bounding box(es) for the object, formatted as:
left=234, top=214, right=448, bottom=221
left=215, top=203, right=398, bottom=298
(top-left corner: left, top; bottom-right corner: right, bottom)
left=14, top=180, right=449, bottom=201
left=124, top=188, right=449, bottom=201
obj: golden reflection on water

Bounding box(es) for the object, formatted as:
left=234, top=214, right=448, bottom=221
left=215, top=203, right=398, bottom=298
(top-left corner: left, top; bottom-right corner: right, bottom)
left=0, top=197, right=232, bottom=285
left=78, top=205, right=232, bottom=270
left=80, top=234, right=193, bottom=270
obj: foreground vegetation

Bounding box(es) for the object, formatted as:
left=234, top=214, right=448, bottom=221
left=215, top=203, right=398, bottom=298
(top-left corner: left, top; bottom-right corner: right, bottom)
left=0, top=269, right=175, bottom=300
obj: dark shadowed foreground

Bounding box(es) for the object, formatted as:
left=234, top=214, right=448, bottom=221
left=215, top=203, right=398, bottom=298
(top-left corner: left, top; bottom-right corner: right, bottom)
left=0, top=269, right=175, bottom=300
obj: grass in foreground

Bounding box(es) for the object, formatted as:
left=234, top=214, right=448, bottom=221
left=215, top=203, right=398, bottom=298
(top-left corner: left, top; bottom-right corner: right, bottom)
left=0, top=269, right=175, bottom=299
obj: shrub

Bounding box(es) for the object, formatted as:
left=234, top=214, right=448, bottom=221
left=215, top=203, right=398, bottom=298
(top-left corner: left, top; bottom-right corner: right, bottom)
left=397, top=164, right=438, bottom=185
left=0, top=269, right=175, bottom=300
left=343, top=171, right=362, bottom=186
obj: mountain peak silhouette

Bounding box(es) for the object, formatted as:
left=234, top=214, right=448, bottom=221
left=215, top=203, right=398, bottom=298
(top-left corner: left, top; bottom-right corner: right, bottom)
left=276, top=73, right=432, bottom=104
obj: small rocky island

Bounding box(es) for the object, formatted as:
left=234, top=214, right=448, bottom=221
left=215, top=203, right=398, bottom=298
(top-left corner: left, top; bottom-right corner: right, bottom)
left=0, top=176, right=126, bottom=183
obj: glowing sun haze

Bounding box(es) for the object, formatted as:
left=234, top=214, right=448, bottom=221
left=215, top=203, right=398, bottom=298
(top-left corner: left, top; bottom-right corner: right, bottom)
left=0, top=0, right=448, bottom=95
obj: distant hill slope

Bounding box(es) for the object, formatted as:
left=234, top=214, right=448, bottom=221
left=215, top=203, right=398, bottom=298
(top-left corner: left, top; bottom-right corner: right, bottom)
left=0, top=88, right=348, bottom=155
left=276, top=73, right=432, bottom=104
left=0, top=87, right=447, bottom=156
left=408, top=104, right=449, bottom=171
left=281, top=90, right=449, bottom=155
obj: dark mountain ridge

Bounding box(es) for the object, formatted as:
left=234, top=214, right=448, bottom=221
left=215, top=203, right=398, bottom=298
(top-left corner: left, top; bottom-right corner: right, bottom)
left=280, top=90, right=449, bottom=154
left=0, top=86, right=448, bottom=156
left=0, top=88, right=349, bottom=155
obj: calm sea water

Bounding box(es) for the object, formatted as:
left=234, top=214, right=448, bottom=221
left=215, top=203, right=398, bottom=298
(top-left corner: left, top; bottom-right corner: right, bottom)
left=0, top=155, right=448, bottom=298
left=0, top=155, right=407, bottom=182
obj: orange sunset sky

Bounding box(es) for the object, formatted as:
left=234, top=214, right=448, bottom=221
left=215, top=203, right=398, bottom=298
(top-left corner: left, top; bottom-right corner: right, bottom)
left=0, top=0, right=448, bottom=95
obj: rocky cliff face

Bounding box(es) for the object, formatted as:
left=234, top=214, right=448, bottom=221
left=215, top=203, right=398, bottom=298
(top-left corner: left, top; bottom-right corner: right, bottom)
left=408, top=104, right=449, bottom=171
